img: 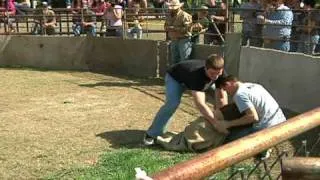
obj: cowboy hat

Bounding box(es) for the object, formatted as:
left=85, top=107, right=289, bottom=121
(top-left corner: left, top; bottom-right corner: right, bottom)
left=165, top=0, right=184, bottom=10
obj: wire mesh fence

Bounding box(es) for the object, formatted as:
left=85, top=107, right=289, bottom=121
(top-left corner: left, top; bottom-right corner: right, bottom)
left=209, top=132, right=320, bottom=180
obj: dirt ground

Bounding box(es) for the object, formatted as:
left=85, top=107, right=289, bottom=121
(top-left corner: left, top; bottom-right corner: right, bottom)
left=0, top=68, right=318, bottom=179
left=0, top=68, right=199, bottom=179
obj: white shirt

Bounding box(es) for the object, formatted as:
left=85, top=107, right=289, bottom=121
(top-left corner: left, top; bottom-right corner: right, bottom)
left=233, top=83, right=286, bottom=130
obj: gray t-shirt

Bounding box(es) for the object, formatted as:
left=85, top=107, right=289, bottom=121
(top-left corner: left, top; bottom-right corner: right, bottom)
left=233, top=83, right=286, bottom=130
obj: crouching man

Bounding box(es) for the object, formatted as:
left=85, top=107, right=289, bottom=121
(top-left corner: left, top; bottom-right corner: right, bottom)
left=215, top=75, right=287, bottom=143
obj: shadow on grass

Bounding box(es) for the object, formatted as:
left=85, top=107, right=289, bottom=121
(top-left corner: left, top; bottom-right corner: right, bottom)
left=282, top=108, right=320, bottom=157
left=80, top=80, right=197, bottom=116
left=96, top=129, right=156, bottom=149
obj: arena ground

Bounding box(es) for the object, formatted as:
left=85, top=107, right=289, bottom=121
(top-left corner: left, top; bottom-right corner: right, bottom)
left=0, top=68, right=318, bottom=179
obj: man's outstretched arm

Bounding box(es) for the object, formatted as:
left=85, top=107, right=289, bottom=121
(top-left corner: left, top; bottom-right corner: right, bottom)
left=192, top=90, right=229, bottom=134
left=225, top=107, right=259, bottom=128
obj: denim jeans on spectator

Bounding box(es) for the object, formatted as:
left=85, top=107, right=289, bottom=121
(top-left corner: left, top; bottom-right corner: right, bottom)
left=170, top=37, right=192, bottom=64
left=316, top=39, right=320, bottom=53
left=146, top=74, right=185, bottom=137
left=128, top=27, right=142, bottom=39
left=32, top=23, right=55, bottom=35
left=264, top=39, right=290, bottom=52
left=105, top=27, right=123, bottom=37
left=73, top=23, right=96, bottom=37
left=191, top=34, right=200, bottom=44
left=84, top=25, right=96, bottom=37
left=242, top=31, right=263, bottom=47
left=289, top=27, right=299, bottom=52
left=297, top=34, right=320, bottom=55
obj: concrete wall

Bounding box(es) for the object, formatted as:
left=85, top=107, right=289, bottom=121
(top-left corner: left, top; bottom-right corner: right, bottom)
left=0, top=36, right=158, bottom=77
left=239, top=47, right=320, bottom=113
left=0, top=36, right=89, bottom=70
left=85, top=38, right=158, bottom=77
left=1, top=36, right=319, bottom=113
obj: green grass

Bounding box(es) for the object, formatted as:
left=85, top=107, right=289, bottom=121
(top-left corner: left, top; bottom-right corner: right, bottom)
left=43, top=148, right=259, bottom=180
left=43, top=148, right=195, bottom=180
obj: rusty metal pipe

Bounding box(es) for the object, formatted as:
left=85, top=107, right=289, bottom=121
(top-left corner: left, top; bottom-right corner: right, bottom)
left=282, top=157, right=320, bottom=180
left=151, top=107, right=320, bottom=180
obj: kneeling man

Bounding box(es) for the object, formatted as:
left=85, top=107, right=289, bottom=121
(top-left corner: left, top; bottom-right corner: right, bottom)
left=216, top=75, right=287, bottom=142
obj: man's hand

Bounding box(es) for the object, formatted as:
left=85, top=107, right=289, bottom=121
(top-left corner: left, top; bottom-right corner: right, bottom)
left=191, top=23, right=203, bottom=33
left=211, top=120, right=229, bottom=135
left=257, top=15, right=265, bottom=24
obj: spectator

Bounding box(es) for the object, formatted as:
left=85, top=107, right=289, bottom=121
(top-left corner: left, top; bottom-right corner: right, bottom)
left=164, top=0, right=192, bottom=64
left=191, top=5, right=210, bottom=44
left=127, top=3, right=143, bottom=39
left=128, top=0, right=147, bottom=9
left=72, top=0, right=82, bottom=9
left=314, top=6, right=320, bottom=54
left=103, top=0, right=123, bottom=37
left=240, top=0, right=263, bottom=47
left=14, top=0, right=31, bottom=15
left=258, top=0, right=293, bottom=52
left=296, top=0, right=319, bottom=55
left=72, top=5, right=97, bottom=36
left=151, top=0, right=165, bottom=17
left=32, top=1, right=56, bottom=35
left=182, top=0, right=204, bottom=9
left=92, top=0, right=109, bottom=18
left=0, top=0, right=16, bottom=33
left=71, top=0, right=83, bottom=32
left=72, top=0, right=93, bottom=9
left=286, top=0, right=303, bottom=52
left=42, top=0, right=73, bottom=9
left=204, top=0, right=226, bottom=45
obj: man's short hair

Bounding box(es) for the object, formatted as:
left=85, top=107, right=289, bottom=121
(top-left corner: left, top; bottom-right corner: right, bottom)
left=215, top=75, right=238, bottom=88
left=205, top=54, right=224, bottom=70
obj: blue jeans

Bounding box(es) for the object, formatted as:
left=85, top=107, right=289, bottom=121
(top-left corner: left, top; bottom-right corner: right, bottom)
left=297, top=34, right=319, bottom=55
left=264, top=39, right=290, bottom=52
left=72, top=23, right=96, bottom=37
left=242, top=31, right=263, bottom=47
left=105, top=27, right=123, bottom=37
left=32, top=23, right=56, bottom=35
left=147, top=74, right=185, bottom=137
left=170, top=37, right=192, bottom=64
left=316, top=39, right=320, bottom=53
left=224, top=125, right=258, bottom=143
left=128, top=27, right=142, bottom=39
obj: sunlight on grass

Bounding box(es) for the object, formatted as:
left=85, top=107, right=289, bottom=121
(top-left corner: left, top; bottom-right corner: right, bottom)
left=44, top=148, right=194, bottom=180
left=44, top=148, right=257, bottom=180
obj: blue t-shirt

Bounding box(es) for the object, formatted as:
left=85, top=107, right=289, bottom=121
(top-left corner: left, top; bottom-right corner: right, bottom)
left=233, top=83, right=286, bottom=130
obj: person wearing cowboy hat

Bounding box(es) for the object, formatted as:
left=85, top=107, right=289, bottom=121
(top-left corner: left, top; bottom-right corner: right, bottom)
left=31, top=1, right=56, bottom=35
left=191, top=5, right=210, bottom=44
left=164, top=0, right=193, bottom=64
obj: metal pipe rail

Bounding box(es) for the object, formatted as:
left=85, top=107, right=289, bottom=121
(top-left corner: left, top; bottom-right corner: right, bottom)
left=151, top=107, right=320, bottom=180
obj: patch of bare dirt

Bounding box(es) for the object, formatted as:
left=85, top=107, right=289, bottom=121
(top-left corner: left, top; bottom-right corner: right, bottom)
left=0, top=68, right=199, bottom=179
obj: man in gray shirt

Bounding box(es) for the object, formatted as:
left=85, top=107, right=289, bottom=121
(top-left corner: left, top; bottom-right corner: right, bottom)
left=215, top=75, right=286, bottom=142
